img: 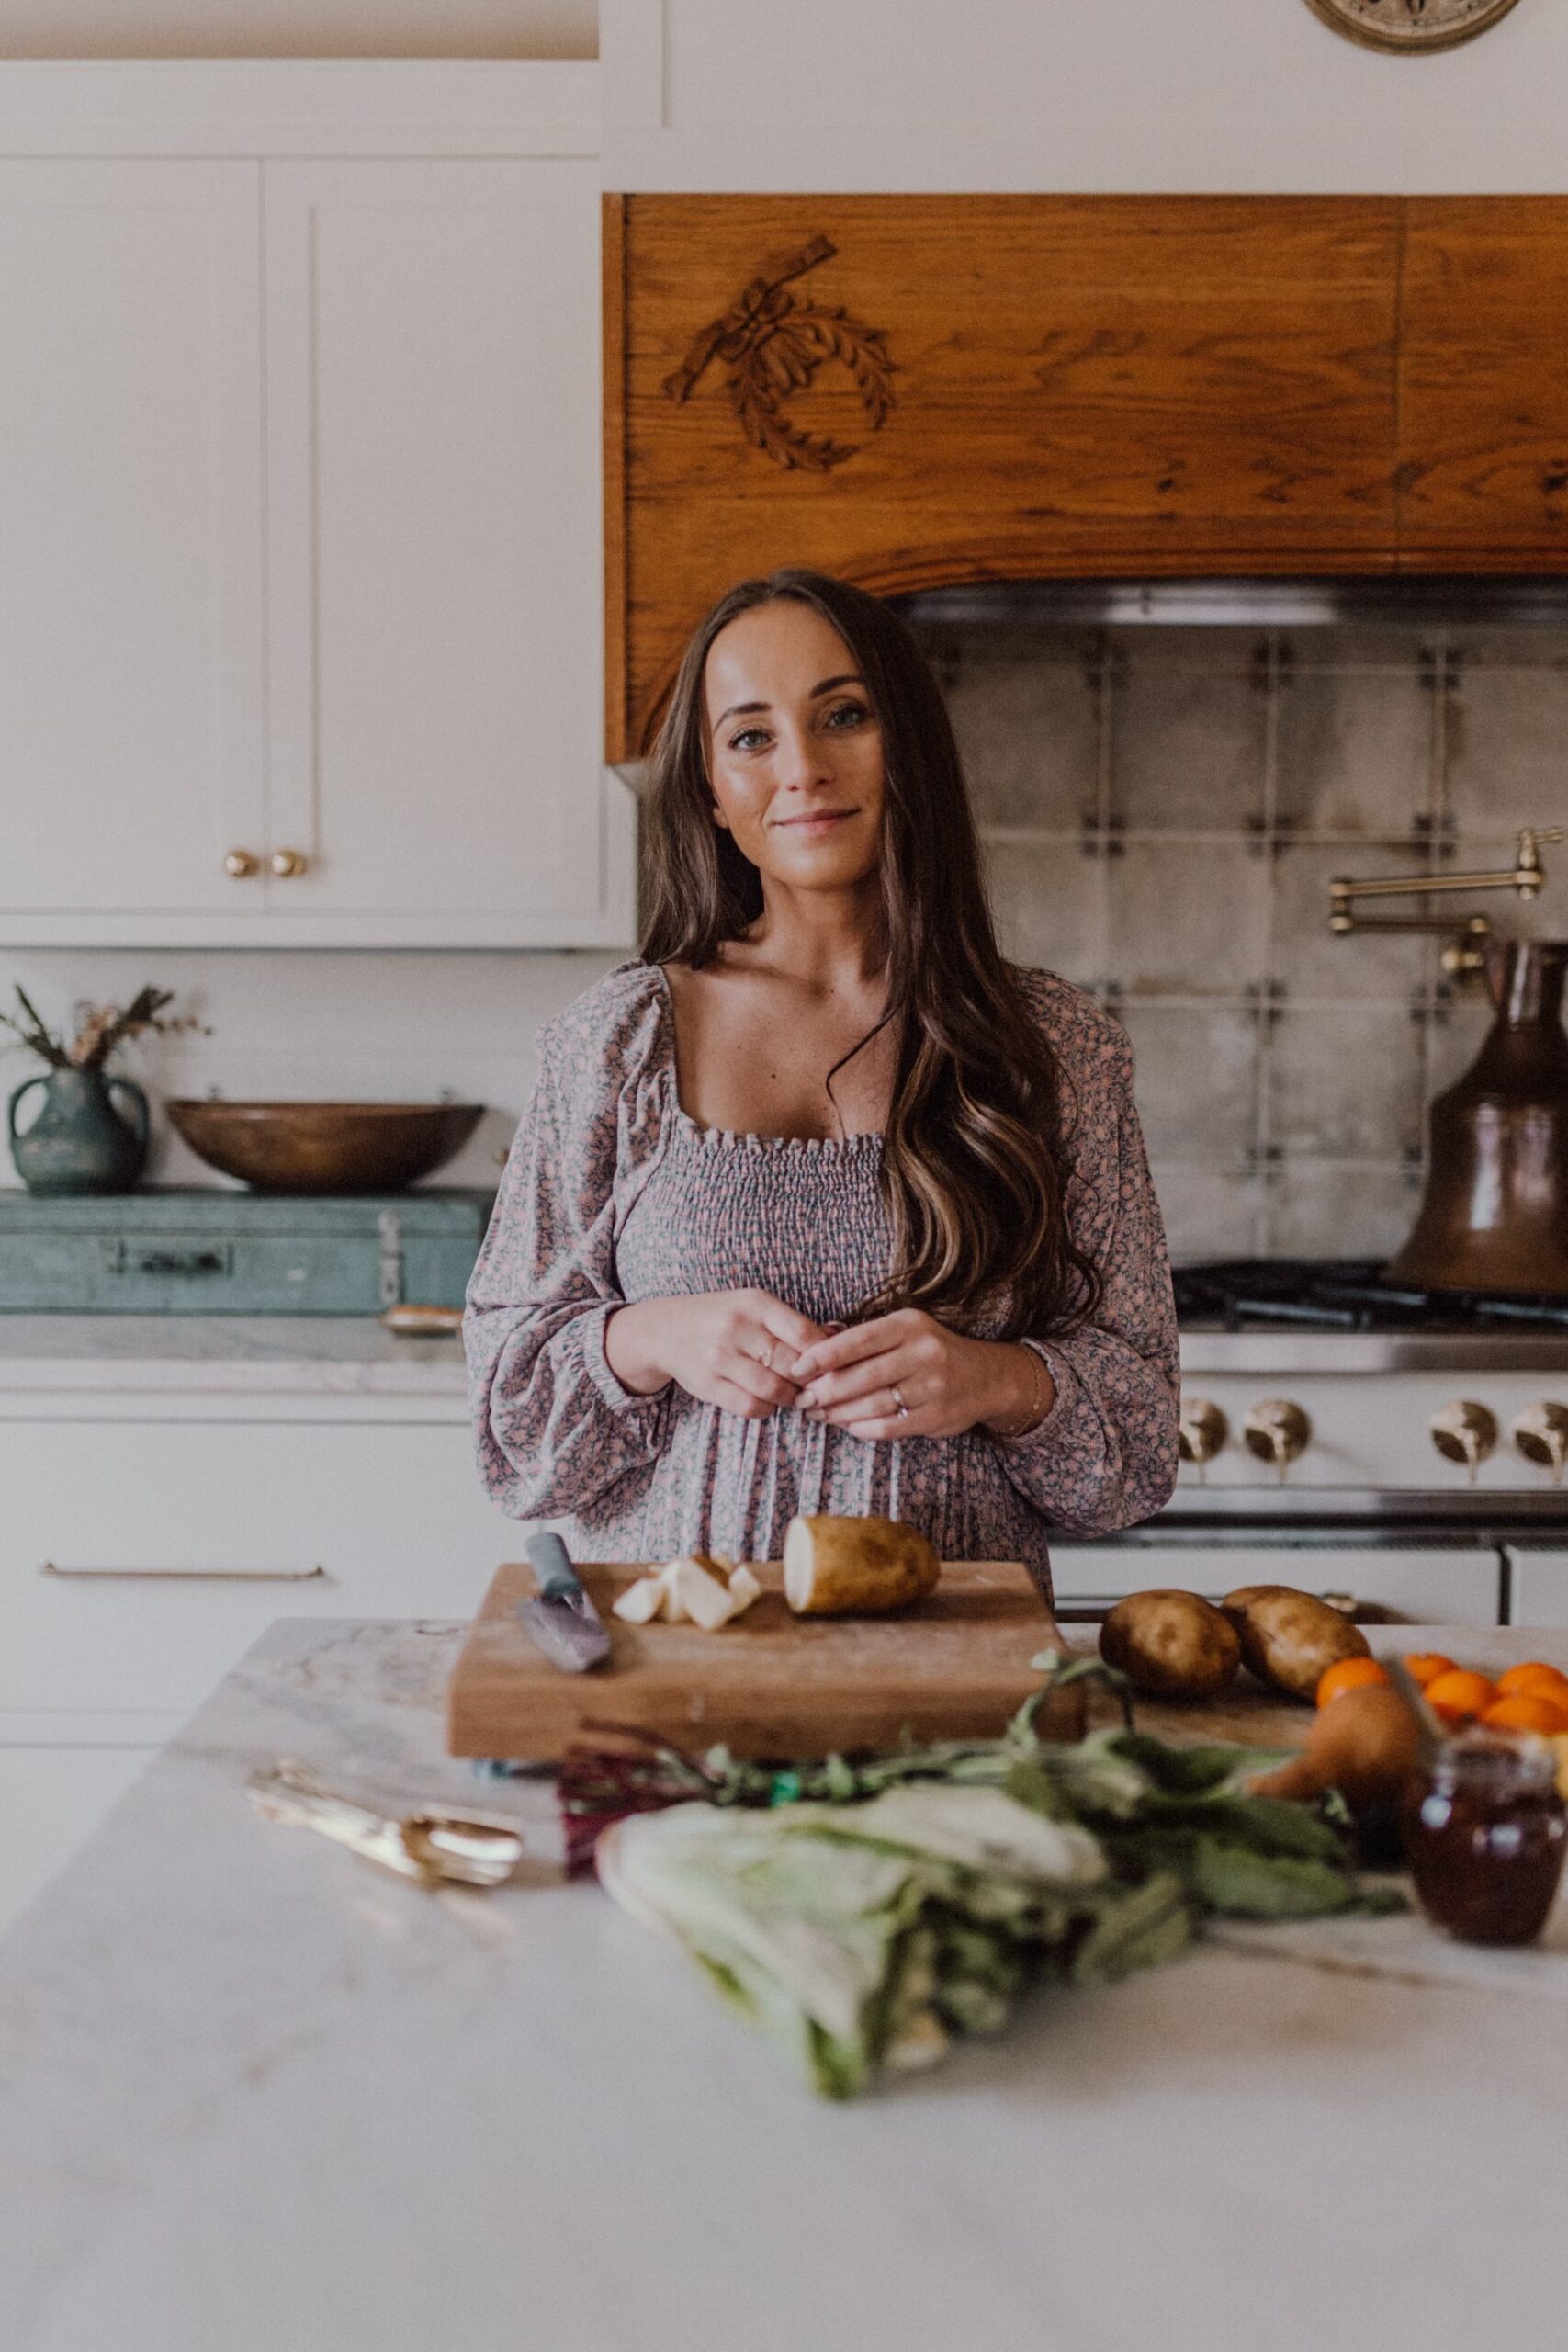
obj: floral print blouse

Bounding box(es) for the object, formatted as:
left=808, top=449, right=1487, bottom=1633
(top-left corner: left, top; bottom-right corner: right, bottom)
left=465, top=961, right=1179, bottom=1599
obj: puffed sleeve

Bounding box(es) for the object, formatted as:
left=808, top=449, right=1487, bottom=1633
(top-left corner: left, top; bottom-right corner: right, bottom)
left=994, top=976, right=1180, bottom=1535
left=464, top=965, right=672, bottom=1521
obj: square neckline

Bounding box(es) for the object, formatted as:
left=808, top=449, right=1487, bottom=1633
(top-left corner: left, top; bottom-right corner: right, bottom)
left=649, top=961, right=885, bottom=1155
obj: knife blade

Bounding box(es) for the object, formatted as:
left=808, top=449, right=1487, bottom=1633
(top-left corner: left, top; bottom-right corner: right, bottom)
left=521, top=1532, right=612, bottom=1674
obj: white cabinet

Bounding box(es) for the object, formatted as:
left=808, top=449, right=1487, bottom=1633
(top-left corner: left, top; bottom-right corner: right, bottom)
left=1505, top=1546, right=1568, bottom=1628
left=261, top=161, right=619, bottom=942
left=1051, top=1540, right=1505, bottom=1627
left=0, top=111, right=632, bottom=950
left=0, top=1392, right=519, bottom=1932
left=0, top=161, right=265, bottom=922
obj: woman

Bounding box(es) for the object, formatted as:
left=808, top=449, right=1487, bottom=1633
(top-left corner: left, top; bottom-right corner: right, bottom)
left=466, top=569, right=1179, bottom=1597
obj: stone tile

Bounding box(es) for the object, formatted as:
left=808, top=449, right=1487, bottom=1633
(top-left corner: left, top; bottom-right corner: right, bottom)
left=1145, top=1164, right=1267, bottom=1265
left=1108, top=839, right=1269, bottom=998
left=1110, top=656, right=1268, bottom=832
left=1120, top=1004, right=1260, bottom=1166
left=1266, top=1006, right=1425, bottom=1160
left=1440, top=627, right=1568, bottom=671
left=1269, top=840, right=1433, bottom=1004
left=1275, top=664, right=1435, bottom=840
left=1105, top=626, right=1265, bottom=673
left=947, top=657, right=1101, bottom=831
left=983, top=834, right=1106, bottom=987
left=1264, top=1162, right=1421, bottom=1261
left=1444, top=663, right=1568, bottom=841
left=1277, top=624, right=1439, bottom=672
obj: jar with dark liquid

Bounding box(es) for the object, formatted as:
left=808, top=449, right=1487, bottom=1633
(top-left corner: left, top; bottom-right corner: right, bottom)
left=1404, top=1731, right=1567, bottom=1947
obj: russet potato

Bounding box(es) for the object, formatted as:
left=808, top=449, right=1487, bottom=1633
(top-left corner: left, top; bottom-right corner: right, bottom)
left=1222, top=1585, right=1371, bottom=1702
left=783, top=1515, right=940, bottom=1615
left=1099, top=1589, right=1241, bottom=1701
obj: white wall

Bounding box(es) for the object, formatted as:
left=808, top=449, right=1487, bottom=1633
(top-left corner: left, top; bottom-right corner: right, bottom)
left=0, top=951, right=622, bottom=1190
left=0, top=3, right=595, bottom=60
left=602, top=0, right=1568, bottom=191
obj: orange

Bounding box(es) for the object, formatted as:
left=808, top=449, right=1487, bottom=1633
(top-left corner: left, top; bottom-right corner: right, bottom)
left=1316, top=1657, right=1391, bottom=1709
left=1403, top=1652, right=1456, bottom=1688
left=1482, top=1693, right=1568, bottom=1737
left=1423, top=1668, right=1498, bottom=1723
left=1495, top=1661, right=1568, bottom=1702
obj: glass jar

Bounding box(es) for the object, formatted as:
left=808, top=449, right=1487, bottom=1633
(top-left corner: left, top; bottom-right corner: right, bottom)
left=1403, top=1730, right=1567, bottom=1948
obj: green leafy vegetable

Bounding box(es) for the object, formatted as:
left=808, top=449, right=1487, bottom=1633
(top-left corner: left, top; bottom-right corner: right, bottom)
left=595, top=1661, right=1402, bottom=2098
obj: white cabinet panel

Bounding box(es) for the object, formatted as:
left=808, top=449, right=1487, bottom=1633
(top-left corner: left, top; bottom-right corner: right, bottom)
left=1505, top=1547, right=1568, bottom=1628
left=0, top=1419, right=514, bottom=1714
left=0, top=1741, right=152, bottom=1940
left=0, top=162, right=265, bottom=921
left=1050, top=1541, right=1503, bottom=1626
left=263, top=160, right=617, bottom=939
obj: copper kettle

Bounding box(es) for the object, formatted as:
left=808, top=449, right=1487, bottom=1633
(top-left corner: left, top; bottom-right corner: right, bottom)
left=1388, top=939, right=1568, bottom=1295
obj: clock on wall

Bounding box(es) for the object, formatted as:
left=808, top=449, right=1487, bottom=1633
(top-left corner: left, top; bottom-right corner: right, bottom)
left=1303, top=0, right=1521, bottom=51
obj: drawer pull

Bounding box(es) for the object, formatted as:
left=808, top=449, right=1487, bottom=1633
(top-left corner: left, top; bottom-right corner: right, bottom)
left=104, top=1242, right=235, bottom=1280
left=41, top=1562, right=328, bottom=1582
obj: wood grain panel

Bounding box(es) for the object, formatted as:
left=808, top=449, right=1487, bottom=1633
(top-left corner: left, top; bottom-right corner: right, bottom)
left=1398, top=198, right=1568, bottom=570
left=611, top=195, right=1403, bottom=755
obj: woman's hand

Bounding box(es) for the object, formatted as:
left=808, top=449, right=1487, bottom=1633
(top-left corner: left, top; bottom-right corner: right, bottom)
left=605, top=1291, right=829, bottom=1420
left=792, top=1310, right=1055, bottom=1442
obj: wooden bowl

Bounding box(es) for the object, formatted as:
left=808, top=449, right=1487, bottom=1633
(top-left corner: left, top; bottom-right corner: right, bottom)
left=167, top=1101, right=485, bottom=1193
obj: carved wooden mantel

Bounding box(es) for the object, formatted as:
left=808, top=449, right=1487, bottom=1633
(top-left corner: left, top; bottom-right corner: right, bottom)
left=604, top=194, right=1568, bottom=761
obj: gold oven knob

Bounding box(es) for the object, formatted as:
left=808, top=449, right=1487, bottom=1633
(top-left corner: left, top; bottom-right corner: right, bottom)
left=269, top=848, right=309, bottom=879
left=1429, top=1400, right=1498, bottom=1486
left=1178, top=1399, right=1228, bottom=1483
left=1514, top=1402, right=1568, bottom=1487
left=1243, top=1398, right=1312, bottom=1484
left=223, top=849, right=259, bottom=879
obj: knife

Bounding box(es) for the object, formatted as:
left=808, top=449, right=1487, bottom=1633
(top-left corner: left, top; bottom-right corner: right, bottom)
left=521, top=1532, right=612, bottom=1674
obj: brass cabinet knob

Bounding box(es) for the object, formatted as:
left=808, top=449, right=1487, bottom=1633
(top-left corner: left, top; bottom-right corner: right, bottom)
left=1514, top=1402, right=1568, bottom=1487
left=1430, top=1399, right=1498, bottom=1485
left=269, top=848, right=309, bottom=879
left=1178, top=1399, right=1228, bottom=1483
left=1243, top=1398, right=1312, bottom=1483
left=223, top=849, right=259, bottom=879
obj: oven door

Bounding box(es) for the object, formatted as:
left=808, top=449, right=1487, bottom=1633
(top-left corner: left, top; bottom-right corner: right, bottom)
left=1049, top=1526, right=1505, bottom=1627
left=1503, top=1544, right=1568, bottom=1628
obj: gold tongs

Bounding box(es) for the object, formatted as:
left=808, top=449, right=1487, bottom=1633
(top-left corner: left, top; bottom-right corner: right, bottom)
left=248, top=1759, right=527, bottom=1888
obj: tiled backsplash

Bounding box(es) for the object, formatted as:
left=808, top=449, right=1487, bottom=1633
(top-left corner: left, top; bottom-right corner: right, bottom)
left=7, top=623, right=1567, bottom=1274
left=919, top=619, right=1568, bottom=1266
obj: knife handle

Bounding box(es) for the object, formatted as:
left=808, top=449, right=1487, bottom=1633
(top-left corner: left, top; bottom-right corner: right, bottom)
left=525, top=1531, right=581, bottom=1600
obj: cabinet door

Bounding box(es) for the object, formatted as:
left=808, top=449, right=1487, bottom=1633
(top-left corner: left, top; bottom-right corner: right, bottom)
left=1049, top=1541, right=1503, bottom=1627
left=1504, top=1546, right=1568, bottom=1629
left=1398, top=199, right=1568, bottom=570
left=264, top=160, right=625, bottom=944
left=0, top=162, right=265, bottom=924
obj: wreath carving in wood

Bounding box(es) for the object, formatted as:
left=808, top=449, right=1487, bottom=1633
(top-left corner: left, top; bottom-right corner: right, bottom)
left=661, top=235, right=897, bottom=472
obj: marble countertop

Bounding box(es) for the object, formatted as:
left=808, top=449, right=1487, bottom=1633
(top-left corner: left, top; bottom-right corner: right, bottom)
left=0, top=1315, right=468, bottom=1395
left=1, top=1619, right=1564, bottom=2352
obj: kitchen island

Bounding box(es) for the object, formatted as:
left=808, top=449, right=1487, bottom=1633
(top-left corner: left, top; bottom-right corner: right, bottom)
left=1, top=1619, right=1563, bottom=2352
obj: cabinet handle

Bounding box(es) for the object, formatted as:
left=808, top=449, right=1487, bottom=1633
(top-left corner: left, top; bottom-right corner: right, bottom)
left=40, top=1562, right=328, bottom=1582
left=269, top=848, right=309, bottom=878
left=224, top=849, right=260, bottom=879
left=104, top=1242, right=234, bottom=1280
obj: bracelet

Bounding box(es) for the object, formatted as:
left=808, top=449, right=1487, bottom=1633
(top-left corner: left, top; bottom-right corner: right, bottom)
left=988, top=1343, right=1051, bottom=1441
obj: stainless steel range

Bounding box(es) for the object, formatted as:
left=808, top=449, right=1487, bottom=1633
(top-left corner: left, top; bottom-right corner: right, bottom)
left=1052, top=1261, right=1568, bottom=1631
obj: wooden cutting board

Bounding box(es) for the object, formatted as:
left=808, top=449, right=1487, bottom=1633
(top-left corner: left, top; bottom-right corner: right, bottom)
left=446, top=1559, right=1082, bottom=1761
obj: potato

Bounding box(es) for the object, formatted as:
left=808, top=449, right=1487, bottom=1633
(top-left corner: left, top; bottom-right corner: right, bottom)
left=783, top=1515, right=940, bottom=1615
left=1099, top=1589, right=1241, bottom=1701
left=1222, top=1584, right=1371, bottom=1702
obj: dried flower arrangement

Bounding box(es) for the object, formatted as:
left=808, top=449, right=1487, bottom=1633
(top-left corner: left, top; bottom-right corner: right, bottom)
left=0, top=984, right=208, bottom=1074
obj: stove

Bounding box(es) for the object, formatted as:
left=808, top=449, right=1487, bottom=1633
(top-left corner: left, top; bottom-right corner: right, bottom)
left=1050, top=1258, right=1568, bottom=1632
left=1175, top=1259, right=1568, bottom=1336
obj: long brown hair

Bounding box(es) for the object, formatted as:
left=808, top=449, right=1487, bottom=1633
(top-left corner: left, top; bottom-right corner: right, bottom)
left=639, top=568, right=1100, bottom=1340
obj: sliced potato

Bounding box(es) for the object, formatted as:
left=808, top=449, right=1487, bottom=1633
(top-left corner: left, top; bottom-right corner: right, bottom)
left=1224, top=1585, right=1371, bottom=1702
left=1099, top=1589, right=1241, bottom=1701
left=783, top=1515, right=940, bottom=1615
